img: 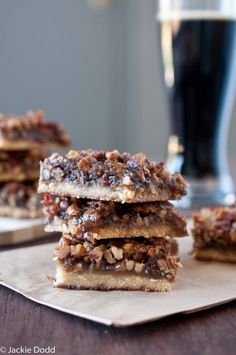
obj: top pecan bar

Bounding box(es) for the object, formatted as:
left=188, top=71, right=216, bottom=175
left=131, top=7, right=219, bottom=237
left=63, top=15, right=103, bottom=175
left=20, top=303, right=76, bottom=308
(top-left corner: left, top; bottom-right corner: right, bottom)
left=38, top=149, right=187, bottom=203
left=0, top=110, right=71, bottom=150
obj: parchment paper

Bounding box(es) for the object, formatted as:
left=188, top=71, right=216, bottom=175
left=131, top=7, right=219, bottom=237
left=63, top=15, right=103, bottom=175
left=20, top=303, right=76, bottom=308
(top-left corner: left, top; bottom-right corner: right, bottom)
left=0, top=236, right=235, bottom=327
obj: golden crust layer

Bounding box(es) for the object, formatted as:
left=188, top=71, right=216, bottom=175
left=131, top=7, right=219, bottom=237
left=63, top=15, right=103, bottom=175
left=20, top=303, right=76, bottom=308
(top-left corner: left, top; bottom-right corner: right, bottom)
left=46, top=222, right=185, bottom=239
left=0, top=205, right=42, bottom=218
left=55, top=265, right=173, bottom=292
left=193, top=247, right=236, bottom=263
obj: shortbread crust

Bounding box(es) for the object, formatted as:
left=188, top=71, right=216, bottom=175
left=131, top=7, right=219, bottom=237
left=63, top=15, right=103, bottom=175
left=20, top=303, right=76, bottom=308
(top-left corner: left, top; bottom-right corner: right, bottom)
left=193, top=246, right=236, bottom=263
left=55, top=266, right=172, bottom=292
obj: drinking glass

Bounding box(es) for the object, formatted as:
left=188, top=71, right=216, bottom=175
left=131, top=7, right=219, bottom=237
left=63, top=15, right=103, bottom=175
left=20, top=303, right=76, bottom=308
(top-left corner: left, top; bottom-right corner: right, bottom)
left=156, top=0, right=236, bottom=208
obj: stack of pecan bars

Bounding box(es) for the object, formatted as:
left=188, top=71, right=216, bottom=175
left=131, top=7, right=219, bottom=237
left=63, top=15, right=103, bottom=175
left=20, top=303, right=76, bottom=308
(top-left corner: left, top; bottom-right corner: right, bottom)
left=0, top=110, right=70, bottom=218
left=38, top=149, right=188, bottom=291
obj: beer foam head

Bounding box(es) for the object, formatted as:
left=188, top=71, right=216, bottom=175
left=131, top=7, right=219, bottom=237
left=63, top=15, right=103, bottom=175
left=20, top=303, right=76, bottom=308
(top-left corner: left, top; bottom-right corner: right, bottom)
left=156, top=0, right=236, bottom=21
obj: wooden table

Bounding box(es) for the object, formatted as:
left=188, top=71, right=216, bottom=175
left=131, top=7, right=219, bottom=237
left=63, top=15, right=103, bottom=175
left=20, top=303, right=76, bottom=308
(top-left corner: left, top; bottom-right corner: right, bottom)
left=0, top=284, right=235, bottom=355
left=0, top=234, right=236, bottom=355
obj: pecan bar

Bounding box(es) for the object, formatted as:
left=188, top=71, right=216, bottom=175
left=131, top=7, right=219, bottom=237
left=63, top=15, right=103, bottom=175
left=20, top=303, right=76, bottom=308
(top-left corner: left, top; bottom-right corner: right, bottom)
left=54, top=235, right=180, bottom=291
left=38, top=150, right=187, bottom=203
left=0, top=149, right=46, bottom=182
left=43, top=194, right=187, bottom=239
left=0, top=182, right=42, bottom=218
left=192, top=206, right=236, bottom=263
left=0, top=110, right=70, bottom=150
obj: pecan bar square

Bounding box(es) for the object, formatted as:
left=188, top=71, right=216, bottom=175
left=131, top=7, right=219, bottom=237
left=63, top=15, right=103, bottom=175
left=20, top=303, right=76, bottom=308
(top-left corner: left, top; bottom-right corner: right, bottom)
left=43, top=194, right=187, bottom=239
left=54, top=235, right=181, bottom=292
left=0, top=111, right=70, bottom=150
left=192, top=206, right=236, bottom=263
left=38, top=150, right=187, bottom=203
left=0, top=182, right=42, bottom=218
left=0, top=149, right=46, bottom=182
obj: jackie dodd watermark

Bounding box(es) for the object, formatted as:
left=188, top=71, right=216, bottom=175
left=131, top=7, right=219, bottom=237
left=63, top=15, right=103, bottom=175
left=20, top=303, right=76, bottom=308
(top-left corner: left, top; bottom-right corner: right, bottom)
left=0, top=346, right=56, bottom=354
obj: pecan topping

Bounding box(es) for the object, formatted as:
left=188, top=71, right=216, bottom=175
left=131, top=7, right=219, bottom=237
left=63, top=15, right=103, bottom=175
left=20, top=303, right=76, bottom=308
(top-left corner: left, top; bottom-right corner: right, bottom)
left=55, top=235, right=180, bottom=281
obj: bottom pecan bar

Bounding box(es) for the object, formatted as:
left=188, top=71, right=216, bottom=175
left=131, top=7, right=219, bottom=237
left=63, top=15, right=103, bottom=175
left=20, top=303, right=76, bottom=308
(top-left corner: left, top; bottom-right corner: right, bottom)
left=0, top=182, right=42, bottom=218
left=192, top=206, right=236, bottom=263
left=54, top=235, right=181, bottom=291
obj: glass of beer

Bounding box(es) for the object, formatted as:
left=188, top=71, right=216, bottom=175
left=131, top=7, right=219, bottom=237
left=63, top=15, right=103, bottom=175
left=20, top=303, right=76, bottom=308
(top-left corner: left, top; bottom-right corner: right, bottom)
left=156, top=0, right=236, bottom=208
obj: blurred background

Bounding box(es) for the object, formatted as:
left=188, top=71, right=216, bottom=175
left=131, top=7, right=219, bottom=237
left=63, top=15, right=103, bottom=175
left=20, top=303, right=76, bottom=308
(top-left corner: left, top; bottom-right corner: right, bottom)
left=0, top=0, right=235, bottom=161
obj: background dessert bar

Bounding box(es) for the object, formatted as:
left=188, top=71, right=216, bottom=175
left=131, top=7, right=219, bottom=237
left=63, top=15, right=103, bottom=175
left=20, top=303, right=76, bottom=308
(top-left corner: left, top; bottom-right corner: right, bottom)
left=0, top=110, right=70, bottom=218
left=0, top=110, right=70, bottom=150
left=192, top=206, right=236, bottom=263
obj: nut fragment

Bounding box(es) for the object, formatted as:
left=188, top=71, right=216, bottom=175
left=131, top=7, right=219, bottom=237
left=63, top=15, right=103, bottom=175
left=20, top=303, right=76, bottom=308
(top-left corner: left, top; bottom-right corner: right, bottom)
left=136, top=215, right=143, bottom=226
left=232, top=222, right=236, bottom=230
left=105, top=150, right=120, bottom=161
left=78, top=157, right=91, bottom=171
left=67, top=205, right=77, bottom=216
left=67, top=150, right=80, bottom=159
left=42, top=168, right=51, bottom=180
left=104, top=249, right=116, bottom=264
left=57, top=245, right=70, bottom=259
left=70, top=244, right=86, bottom=257
left=134, top=262, right=144, bottom=273
left=91, top=245, right=105, bottom=263
left=125, top=259, right=134, bottom=271
left=76, top=263, right=83, bottom=271
left=111, top=246, right=123, bottom=260
left=123, top=243, right=134, bottom=254
left=59, top=236, right=70, bottom=246
left=49, top=152, right=60, bottom=160
left=229, top=229, right=236, bottom=242
left=144, top=217, right=150, bottom=227
left=122, top=175, right=133, bottom=186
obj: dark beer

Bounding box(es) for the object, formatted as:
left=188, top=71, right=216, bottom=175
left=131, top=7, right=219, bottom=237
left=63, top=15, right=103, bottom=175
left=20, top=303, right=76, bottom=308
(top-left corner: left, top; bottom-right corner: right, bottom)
left=159, top=18, right=236, bottom=178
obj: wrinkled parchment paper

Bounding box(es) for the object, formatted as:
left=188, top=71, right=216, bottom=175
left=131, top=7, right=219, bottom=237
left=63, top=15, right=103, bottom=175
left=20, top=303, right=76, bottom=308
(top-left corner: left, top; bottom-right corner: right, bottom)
left=0, top=236, right=235, bottom=327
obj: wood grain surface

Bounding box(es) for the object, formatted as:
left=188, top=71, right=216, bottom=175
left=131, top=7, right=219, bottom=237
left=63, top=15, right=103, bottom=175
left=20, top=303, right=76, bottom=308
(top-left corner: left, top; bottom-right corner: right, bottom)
left=1, top=168, right=236, bottom=354
left=0, top=285, right=235, bottom=355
